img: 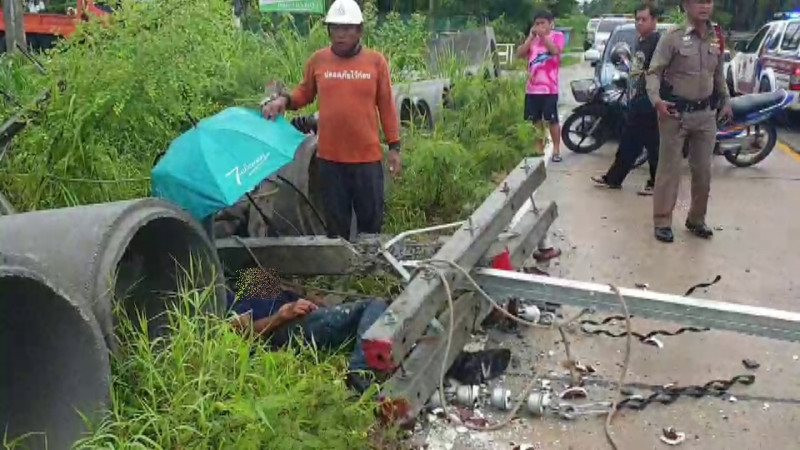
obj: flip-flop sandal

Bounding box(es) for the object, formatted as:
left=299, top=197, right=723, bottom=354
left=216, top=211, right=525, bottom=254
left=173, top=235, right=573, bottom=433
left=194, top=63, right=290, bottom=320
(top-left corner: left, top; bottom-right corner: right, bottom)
left=551, top=154, right=563, bottom=163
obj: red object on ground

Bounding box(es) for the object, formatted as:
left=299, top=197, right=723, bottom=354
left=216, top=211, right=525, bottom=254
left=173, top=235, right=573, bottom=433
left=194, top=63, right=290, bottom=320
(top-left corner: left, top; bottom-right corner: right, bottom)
left=492, top=249, right=514, bottom=271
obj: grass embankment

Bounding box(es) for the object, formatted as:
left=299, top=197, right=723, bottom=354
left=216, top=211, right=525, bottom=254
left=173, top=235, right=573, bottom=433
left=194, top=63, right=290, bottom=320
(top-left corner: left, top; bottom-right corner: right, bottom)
left=0, top=0, right=543, bottom=447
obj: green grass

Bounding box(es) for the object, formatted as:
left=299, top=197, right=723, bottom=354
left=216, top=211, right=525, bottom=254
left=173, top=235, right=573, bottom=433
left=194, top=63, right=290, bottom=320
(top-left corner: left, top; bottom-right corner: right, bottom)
left=562, top=54, right=581, bottom=67
left=72, top=279, right=379, bottom=450
left=0, top=2, right=545, bottom=447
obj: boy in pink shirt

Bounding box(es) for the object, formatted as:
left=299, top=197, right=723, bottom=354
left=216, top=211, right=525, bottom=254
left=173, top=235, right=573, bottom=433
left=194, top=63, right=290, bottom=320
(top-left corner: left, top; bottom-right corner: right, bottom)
left=516, top=10, right=566, bottom=162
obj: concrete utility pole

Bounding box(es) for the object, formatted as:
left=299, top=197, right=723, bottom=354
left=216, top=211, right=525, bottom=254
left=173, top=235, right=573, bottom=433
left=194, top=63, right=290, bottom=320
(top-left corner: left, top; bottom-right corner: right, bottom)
left=3, top=0, right=27, bottom=53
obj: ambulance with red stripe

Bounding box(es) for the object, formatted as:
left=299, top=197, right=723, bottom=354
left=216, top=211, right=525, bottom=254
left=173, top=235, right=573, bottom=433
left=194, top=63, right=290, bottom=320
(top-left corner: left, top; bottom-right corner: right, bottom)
left=728, top=12, right=800, bottom=111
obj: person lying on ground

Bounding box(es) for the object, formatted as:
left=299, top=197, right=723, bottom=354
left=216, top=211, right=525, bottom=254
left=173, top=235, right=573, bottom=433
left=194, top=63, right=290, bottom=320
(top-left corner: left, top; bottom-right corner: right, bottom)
left=227, top=268, right=387, bottom=393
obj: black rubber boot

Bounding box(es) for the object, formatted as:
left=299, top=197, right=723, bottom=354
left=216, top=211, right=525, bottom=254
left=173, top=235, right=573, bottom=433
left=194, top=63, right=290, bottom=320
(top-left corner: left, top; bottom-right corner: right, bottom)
left=654, top=227, right=674, bottom=243
left=686, top=221, right=714, bottom=239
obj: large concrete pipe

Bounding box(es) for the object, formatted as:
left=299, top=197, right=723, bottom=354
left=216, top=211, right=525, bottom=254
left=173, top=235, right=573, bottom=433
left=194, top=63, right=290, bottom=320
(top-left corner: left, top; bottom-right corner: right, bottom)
left=0, top=198, right=226, bottom=346
left=0, top=253, right=109, bottom=450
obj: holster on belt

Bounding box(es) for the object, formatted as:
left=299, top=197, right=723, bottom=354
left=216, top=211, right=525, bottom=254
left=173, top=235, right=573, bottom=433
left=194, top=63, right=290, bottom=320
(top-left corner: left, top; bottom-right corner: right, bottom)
left=660, top=82, right=716, bottom=112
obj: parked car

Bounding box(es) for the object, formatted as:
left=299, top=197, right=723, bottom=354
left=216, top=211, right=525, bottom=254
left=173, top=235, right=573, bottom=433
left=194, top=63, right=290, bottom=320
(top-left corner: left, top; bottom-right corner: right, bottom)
left=585, top=18, right=601, bottom=50
left=584, top=17, right=634, bottom=61
left=588, top=23, right=675, bottom=78
left=729, top=15, right=800, bottom=110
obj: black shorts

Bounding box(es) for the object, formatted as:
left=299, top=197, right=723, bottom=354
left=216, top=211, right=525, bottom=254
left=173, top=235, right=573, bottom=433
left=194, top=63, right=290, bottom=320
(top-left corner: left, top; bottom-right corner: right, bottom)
left=524, top=94, right=559, bottom=124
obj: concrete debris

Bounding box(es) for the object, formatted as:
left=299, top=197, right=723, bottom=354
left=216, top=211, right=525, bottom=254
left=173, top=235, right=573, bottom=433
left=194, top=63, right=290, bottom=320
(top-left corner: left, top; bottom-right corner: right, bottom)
left=742, top=359, right=761, bottom=370
left=728, top=395, right=738, bottom=403
left=519, top=305, right=541, bottom=323
left=574, top=361, right=597, bottom=374
left=455, top=426, right=468, bottom=434
left=511, top=444, right=537, bottom=450
left=643, top=336, right=665, bottom=348
left=660, top=427, right=687, bottom=446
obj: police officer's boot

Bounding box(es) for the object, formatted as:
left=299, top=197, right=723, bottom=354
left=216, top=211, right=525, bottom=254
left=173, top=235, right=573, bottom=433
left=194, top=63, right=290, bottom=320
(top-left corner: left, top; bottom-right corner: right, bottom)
left=685, top=221, right=714, bottom=239
left=654, top=227, right=674, bottom=243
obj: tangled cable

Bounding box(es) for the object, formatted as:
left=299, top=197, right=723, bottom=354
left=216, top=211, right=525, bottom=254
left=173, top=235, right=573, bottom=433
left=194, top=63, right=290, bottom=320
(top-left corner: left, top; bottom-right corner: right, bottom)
left=580, top=315, right=708, bottom=343
left=415, top=259, right=631, bottom=441
left=617, top=375, right=756, bottom=411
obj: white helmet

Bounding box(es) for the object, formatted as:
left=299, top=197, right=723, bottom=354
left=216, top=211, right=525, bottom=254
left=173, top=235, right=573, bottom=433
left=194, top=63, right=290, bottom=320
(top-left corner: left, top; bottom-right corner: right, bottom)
left=324, top=0, right=364, bottom=25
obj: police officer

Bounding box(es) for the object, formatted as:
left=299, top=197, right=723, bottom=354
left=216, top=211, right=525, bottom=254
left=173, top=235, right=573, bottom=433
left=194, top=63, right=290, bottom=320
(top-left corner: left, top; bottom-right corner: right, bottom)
left=646, top=0, right=733, bottom=243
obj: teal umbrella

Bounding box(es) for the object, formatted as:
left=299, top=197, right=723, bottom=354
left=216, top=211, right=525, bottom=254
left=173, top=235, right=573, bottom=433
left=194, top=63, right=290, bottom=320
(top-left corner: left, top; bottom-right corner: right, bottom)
left=152, top=107, right=306, bottom=221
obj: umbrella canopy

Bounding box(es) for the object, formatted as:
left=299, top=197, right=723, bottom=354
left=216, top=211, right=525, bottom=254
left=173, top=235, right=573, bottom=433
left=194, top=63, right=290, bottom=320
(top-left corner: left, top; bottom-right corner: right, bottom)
left=152, top=107, right=306, bottom=221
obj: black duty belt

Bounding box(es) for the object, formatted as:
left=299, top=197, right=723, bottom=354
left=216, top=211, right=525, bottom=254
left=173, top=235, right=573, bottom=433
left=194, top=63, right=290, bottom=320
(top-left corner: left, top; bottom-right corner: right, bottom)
left=673, top=97, right=712, bottom=113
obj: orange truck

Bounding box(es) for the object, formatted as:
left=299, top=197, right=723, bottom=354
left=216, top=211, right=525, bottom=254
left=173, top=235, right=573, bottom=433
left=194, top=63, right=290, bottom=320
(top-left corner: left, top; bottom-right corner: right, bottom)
left=1, top=0, right=110, bottom=52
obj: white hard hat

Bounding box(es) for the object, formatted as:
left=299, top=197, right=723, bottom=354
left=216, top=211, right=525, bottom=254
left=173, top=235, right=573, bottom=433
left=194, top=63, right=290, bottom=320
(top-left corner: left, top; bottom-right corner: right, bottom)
left=325, top=0, right=364, bottom=25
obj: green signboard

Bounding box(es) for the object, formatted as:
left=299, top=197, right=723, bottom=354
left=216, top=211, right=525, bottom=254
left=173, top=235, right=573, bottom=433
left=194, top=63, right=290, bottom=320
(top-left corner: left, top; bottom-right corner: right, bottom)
left=259, top=0, right=325, bottom=14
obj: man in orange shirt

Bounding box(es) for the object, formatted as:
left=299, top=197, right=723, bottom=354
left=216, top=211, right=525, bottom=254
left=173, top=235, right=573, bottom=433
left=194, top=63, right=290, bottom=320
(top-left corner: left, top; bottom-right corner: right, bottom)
left=262, top=0, right=401, bottom=240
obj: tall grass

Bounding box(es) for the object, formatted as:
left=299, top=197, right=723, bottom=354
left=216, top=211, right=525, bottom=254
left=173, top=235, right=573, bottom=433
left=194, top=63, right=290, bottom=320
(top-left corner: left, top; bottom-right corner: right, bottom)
left=72, top=276, right=377, bottom=449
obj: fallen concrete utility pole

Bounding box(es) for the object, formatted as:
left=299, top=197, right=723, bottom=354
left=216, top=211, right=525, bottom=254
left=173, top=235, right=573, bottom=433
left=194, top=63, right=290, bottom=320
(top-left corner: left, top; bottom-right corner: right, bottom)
left=216, top=235, right=363, bottom=276
left=362, top=158, right=547, bottom=372
left=475, top=268, right=800, bottom=343
left=379, top=201, right=557, bottom=422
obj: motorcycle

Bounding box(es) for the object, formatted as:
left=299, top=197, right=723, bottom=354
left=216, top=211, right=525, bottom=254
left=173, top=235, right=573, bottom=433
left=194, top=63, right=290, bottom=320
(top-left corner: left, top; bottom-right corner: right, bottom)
left=714, top=89, right=795, bottom=167
left=562, top=44, right=795, bottom=168
left=561, top=71, right=629, bottom=155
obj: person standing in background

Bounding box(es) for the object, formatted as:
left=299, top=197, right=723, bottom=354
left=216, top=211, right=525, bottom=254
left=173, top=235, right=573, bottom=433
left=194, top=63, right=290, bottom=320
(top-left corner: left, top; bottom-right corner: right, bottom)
left=516, top=10, right=566, bottom=163
left=592, top=2, right=662, bottom=195
left=261, top=0, right=401, bottom=240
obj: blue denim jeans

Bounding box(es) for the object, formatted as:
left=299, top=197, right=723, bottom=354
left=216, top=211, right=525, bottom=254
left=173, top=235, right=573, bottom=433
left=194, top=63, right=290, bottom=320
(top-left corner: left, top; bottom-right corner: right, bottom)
left=269, top=299, right=387, bottom=372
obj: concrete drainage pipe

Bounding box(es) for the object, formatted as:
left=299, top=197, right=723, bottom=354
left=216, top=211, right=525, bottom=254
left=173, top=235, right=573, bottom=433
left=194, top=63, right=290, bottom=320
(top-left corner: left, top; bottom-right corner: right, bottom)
left=0, top=198, right=226, bottom=346
left=0, top=253, right=110, bottom=450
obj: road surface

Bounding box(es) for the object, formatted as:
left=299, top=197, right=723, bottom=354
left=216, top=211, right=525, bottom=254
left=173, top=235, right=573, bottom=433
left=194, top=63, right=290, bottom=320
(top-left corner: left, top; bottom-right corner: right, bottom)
left=418, top=62, right=800, bottom=450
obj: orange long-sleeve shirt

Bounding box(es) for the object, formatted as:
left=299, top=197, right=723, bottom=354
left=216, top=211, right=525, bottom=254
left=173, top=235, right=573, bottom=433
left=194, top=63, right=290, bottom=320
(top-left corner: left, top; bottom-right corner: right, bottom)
left=290, top=47, right=401, bottom=164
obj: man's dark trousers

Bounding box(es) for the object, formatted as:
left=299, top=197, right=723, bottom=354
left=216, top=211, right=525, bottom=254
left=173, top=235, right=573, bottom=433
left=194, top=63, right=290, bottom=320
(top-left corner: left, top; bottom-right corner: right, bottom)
left=317, top=158, right=384, bottom=240
left=604, top=113, right=659, bottom=186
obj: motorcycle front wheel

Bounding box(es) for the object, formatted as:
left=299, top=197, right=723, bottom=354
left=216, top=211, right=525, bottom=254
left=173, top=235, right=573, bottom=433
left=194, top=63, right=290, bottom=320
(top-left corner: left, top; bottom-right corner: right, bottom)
left=721, top=122, right=777, bottom=168
left=562, top=106, right=608, bottom=153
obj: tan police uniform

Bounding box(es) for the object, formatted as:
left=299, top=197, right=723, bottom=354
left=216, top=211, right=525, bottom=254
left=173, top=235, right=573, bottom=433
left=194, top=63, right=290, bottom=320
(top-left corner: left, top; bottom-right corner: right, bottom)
left=645, top=23, right=730, bottom=229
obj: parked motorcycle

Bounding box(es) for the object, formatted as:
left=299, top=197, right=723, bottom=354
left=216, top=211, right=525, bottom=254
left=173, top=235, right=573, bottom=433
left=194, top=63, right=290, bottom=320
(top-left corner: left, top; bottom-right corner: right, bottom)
left=714, top=89, right=795, bottom=167
left=561, top=74, right=628, bottom=155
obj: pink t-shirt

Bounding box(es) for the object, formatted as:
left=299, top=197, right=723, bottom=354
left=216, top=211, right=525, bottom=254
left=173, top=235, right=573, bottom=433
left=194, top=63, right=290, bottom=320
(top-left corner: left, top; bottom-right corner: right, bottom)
left=526, top=31, right=566, bottom=95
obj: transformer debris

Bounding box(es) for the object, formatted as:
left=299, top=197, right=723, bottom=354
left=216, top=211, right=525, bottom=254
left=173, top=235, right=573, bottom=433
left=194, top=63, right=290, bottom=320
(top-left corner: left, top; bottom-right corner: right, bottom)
left=742, top=359, right=761, bottom=370
left=660, top=427, right=686, bottom=446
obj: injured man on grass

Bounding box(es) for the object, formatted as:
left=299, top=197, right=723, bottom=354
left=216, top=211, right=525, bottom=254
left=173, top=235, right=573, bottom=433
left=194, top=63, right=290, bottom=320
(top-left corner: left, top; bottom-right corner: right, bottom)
left=226, top=268, right=514, bottom=394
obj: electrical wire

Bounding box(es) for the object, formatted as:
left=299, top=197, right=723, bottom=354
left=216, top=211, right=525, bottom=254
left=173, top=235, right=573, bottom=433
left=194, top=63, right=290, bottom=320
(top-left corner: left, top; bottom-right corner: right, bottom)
left=604, top=285, right=632, bottom=450
left=274, top=174, right=329, bottom=235
left=416, top=258, right=590, bottom=432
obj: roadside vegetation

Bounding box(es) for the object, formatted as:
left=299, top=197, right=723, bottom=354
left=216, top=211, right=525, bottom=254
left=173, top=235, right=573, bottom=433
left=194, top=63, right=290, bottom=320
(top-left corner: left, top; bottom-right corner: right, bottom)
left=0, top=0, right=545, bottom=447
